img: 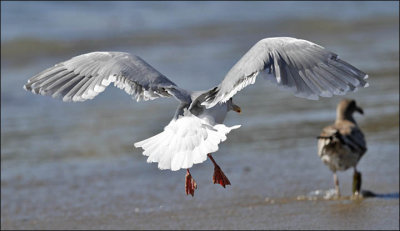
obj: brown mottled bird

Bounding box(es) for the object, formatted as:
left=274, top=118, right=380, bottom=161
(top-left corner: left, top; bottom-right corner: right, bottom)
left=317, top=99, right=367, bottom=196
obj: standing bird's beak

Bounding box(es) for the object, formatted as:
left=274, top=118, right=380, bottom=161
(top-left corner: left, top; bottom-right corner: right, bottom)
left=355, top=106, right=364, bottom=115
left=232, top=104, right=241, bottom=113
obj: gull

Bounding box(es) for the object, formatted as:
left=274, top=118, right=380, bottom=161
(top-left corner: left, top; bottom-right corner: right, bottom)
left=317, top=99, right=367, bottom=197
left=23, top=37, right=369, bottom=196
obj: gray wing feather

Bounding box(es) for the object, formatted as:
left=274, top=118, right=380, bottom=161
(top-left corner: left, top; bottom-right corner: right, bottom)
left=24, top=52, right=190, bottom=103
left=202, top=37, right=369, bottom=108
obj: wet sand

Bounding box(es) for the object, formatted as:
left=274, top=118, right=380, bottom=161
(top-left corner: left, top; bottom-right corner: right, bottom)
left=1, top=149, right=399, bottom=230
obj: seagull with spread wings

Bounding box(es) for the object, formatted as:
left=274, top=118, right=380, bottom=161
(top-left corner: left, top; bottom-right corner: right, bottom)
left=24, top=37, right=369, bottom=196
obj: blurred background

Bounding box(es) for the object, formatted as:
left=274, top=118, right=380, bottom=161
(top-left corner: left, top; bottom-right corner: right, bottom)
left=1, top=1, right=399, bottom=229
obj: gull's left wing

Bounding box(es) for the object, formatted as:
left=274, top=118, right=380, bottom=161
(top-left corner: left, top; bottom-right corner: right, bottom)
left=201, top=37, right=369, bottom=108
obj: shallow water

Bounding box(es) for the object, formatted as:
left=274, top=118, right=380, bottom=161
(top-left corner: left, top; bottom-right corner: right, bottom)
left=1, top=1, right=399, bottom=230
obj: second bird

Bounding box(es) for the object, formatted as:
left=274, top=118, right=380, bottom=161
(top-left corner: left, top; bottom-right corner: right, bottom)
left=317, top=99, right=367, bottom=197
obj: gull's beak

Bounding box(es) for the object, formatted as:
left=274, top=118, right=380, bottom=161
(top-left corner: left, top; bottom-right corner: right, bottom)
left=356, top=106, right=364, bottom=115
left=232, top=104, right=241, bottom=113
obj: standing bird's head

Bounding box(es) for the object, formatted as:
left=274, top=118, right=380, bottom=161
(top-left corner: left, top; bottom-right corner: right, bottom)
left=336, top=99, right=364, bottom=123
left=228, top=98, right=241, bottom=113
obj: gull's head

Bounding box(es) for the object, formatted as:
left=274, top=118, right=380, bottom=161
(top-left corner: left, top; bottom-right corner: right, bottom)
left=228, top=98, right=241, bottom=113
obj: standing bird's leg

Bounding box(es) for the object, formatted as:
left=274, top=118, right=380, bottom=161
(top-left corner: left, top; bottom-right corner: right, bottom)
left=207, top=154, right=231, bottom=188
left=352, top=167, right=362, bottom=196
left=185, top=169, right=197, bottom=196
left=333, top=172, right=340, bottom=197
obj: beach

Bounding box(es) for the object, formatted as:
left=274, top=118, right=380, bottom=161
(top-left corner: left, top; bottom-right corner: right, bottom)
left=1, top=2, right=399, bottom=229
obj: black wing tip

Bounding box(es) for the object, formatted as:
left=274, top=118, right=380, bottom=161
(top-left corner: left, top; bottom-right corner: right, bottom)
left=203, top=87, right=219, bottom=102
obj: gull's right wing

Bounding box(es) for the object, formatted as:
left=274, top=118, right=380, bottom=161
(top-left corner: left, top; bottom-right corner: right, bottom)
left=24, top=52, right=191, bottom=103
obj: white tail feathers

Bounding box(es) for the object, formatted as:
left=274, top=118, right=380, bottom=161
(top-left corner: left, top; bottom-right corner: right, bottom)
left=134, top=112, right=240, bottom=171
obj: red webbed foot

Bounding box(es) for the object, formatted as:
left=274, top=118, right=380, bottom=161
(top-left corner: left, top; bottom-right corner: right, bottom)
left=208, top=154, right=231, bottom=188
left=185, top=169, right=197, bottom=196
left=212, top=165, right=231, bottom=188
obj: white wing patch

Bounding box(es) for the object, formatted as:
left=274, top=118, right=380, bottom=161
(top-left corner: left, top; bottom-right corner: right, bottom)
left=134, top=112, right=241, bottom=171
left=203, top=72, right=257, bottom=109
left=69, top=74, right=161, bottom=102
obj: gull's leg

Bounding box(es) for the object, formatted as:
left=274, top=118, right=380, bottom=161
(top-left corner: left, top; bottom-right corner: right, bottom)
left=352, top=167, right=362, bottom=196
left=207, top=153, right=231, bottom=188
left=333, top=172, right=340, bottom=197
left=185, top=169, right=197, bottom=196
